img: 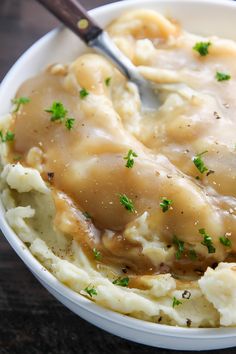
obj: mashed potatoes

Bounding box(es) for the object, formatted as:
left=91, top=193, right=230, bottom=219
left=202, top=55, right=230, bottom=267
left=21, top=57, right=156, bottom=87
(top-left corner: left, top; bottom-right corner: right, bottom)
left=1, top=9, right=236, bottom=327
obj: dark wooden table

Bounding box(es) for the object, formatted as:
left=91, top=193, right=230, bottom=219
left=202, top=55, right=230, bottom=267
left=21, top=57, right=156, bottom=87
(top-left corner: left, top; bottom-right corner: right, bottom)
left=0, top=1, right=235, bottom=353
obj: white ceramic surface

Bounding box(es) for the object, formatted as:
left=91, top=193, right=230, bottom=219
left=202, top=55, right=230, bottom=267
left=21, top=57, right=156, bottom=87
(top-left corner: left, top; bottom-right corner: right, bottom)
left=1, top=0, right=236, bottom=350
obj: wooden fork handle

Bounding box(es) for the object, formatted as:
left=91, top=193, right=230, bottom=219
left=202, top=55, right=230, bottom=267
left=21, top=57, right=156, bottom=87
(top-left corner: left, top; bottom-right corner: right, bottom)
left=37, top=0, right=102, bottom=44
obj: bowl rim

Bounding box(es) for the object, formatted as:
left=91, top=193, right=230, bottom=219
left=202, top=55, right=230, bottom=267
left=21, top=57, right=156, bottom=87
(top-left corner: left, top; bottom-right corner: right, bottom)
left=1, top=0, right=236, bottom=340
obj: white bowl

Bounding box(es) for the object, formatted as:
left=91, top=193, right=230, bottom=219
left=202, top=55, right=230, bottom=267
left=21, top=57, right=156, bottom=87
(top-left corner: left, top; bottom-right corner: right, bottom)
left=1, top=0, right=236, bottom=350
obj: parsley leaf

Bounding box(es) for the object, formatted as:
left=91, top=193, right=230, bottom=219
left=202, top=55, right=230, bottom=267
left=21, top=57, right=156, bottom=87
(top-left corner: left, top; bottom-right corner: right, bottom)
left=160, top=198, right=173, bottom=213
left=216, top=72, right=231, bottom=82
left=80, top=88, right=89, bottom=99
left=113, top=277, right=129, bottom=287
left=45, top=101, right=67, bottom=121
left=173, top=235, right=185, bottom=259
left=105, top=77, right=111, bottom=87
left=0, top=130, right=14, bottom=143
left=123, top=149, right=138, bottom=168
left=12, top=96, right=30, bottom=113
left=193, top=151, right=208, bottom=174
left=172, top=296, right=182, bottom=308
left=119, top=194, right=135, bottom=213
left=219, top=236, right=232, bottom=247
left=65, top=118, right=75, bottom=130
left=193, top=41, right=211, bottom=56
left=199, top=228, right=216, bottom=253
left=84, top=285, right=97, bottom=298
left=45, top=102, right=75, bottom=130
left=93, top=248, right=102, bottom=261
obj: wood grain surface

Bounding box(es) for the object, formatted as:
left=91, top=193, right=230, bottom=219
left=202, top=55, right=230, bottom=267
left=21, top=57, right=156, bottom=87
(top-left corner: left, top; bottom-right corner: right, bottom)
left=0, top=1, right=235, bottom=353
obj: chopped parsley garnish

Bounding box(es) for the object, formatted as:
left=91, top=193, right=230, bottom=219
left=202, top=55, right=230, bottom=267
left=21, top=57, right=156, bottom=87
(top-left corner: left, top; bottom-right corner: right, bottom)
left=45, top=101, right=75, bottom=130
left=193, top=151, right=208, bottom=174
left=65, top=118, right=75, bottom=130
left=215, top=72, right=231, bottom=82
left=0, top=130, right=14, bottom=143
left=119, top=194, right=135, bottom=213
left=160, top=198, right=173, bottom=213
left=188, top=249, right=197, bottom=261
left=105, top=77, right=111, bottom=87
left=123, top=149, right=138, bottom=168
left=172, top=296, right=182, bottom=308
left=199, top=228, right=216, bottom=253
left=173, top=235, right=185, bottom=259
left=12, top=96, right=30, bottom=113
left=112, top=277, right=129, bottom=287
left=219, top=236, right=232, bottom=247
left=45, top=101, right=67, bottom=121
left=84, top=285, right=97, bottom=298
left=80, top=88, right=89, bottom=99
left=193, top=41, right=211, bottom=56
left=93, top=248, right=102, bottom=261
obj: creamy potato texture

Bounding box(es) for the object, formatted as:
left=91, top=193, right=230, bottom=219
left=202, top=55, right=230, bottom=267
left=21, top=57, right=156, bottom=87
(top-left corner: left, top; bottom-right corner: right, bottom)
left=1, top=9, right=236, bottom=327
